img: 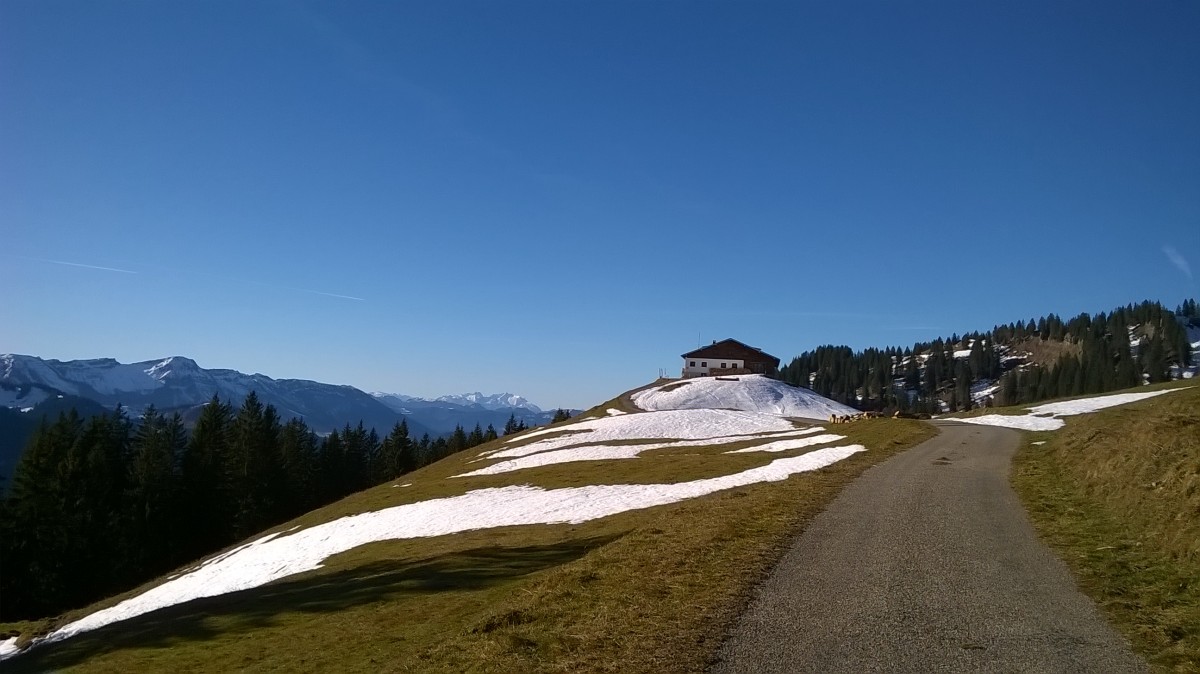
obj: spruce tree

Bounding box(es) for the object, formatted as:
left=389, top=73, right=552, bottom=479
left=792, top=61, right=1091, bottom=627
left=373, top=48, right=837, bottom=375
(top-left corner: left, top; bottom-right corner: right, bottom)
left=503, top=414, right=519, bottom=436
left=278, top=417, right=318, bottom=514
left=125, top=409, right=186, bottom=577
left=180, top=395, right=233, bottom=558
left=380, top=419, right=415, bottom=480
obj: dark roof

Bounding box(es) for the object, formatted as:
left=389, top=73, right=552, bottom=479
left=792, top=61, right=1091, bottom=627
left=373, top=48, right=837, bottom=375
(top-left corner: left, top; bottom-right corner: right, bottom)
left=681, top=339, right=780, bottom=365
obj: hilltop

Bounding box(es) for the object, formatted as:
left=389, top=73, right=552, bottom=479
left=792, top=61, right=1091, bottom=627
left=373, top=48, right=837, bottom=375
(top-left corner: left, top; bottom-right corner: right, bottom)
left=632, top=375, right=857, bottom=420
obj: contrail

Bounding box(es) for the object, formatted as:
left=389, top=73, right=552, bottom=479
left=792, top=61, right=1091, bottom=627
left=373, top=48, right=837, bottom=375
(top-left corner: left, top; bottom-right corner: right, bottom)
left=1163, top=245, right=1193, bottom=280
left=21, top=256, right=367, bottom=302
left=27, top=257, right=138, bottom=274
left=304, top=289, right=366, bottom=302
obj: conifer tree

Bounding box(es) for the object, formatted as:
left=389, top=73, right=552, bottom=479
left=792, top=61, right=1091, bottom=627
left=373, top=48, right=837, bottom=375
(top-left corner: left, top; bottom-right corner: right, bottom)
left=180, top=395, right=233, bottom=557
left=228, top=392, right=283, bottom=538
left=503, top=414, right=520, bottom=436
left=468, top=423, right=484, bottom=447
left=379, top=419, right=416, bottom=480
left=278, top=417, right=318, bottom=514
left=125, top=408, right=186, bottom=577
left=448, top=425, right=467, bottom=453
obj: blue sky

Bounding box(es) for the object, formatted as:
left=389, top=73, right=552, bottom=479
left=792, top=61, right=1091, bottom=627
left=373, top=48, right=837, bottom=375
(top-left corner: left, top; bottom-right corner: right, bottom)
left=2, top=1, right=1197, bottom=409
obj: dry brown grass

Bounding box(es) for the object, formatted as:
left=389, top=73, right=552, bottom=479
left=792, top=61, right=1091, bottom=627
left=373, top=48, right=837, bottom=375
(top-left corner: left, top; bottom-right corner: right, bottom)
left=1012, top=337, right=1082, bottom=367
left=1, top=409, right=934, bottom=673
left=1013, top=384, right=1200, bottom=672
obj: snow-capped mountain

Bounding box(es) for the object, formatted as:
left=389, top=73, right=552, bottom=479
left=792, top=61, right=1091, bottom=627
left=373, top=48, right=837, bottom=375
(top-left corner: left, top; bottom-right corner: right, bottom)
left=371, top=391, right=562, bottom=434
left=373, top=391, right=542, bottom=413
left=1, top=353, right=573, bottom=440
left=0, top=354, right=421, bottom=436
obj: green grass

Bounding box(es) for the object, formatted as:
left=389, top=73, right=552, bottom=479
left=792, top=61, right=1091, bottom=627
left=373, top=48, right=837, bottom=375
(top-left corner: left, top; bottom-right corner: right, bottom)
left=1, top=403, right=935, bottom=673
left=1012, top=383, right=1200, bottom=672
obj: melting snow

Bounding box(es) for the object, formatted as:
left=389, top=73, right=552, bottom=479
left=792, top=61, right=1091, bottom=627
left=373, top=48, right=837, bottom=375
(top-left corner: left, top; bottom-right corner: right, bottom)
left=631, top=375, right=857, bottom=420
left=15, top=450, right=868, bottom=655
left=490, top=409, right=800, bottom=460
left=725, top=434, right=847, bottom=454
left=455, top=428, right=830, bottom=477
left=0, top=638, right=18, bottom=659
left=954, top=388, right=1188, bottom=431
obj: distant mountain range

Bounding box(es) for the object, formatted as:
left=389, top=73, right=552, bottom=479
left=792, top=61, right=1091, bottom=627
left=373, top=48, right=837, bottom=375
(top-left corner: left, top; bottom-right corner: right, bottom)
left=0, top=353, right=571, bottom=480
left=372, top=391, right=543, bottom=413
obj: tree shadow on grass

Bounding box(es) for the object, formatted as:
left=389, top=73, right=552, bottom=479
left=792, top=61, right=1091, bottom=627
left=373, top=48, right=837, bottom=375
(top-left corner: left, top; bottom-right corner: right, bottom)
left=7, top=535, right=620, bottom=672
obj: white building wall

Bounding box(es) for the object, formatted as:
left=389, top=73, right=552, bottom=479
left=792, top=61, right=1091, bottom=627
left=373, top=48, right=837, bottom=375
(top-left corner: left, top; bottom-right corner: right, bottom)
left=682, top=357, right=744, bottom=377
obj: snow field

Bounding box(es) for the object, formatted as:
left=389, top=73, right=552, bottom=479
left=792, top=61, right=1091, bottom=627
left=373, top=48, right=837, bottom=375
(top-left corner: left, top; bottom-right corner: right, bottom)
left=725, top=433, right=848, bottom=454
left=14, top=448, right=869, bottom=656
left=954, top=388, right=1189, bottom=431
left=455, top=428, right=835, bottom=478
left=631, top=375, right=857, bottom=420
left=488, top=408, right=801, bottom=460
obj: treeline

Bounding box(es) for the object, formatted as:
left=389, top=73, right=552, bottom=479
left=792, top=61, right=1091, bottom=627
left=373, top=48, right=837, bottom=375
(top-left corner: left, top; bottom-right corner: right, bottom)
left=778, top=299, right=1196, bottom=413
left=0, top=392, right=521, bottom=621
left=997, top=300, right=1194, bottom=405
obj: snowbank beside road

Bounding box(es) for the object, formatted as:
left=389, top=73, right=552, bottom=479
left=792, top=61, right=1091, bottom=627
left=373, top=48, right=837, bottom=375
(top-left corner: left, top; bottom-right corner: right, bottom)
left=954, top=388, right=1188, bottom=431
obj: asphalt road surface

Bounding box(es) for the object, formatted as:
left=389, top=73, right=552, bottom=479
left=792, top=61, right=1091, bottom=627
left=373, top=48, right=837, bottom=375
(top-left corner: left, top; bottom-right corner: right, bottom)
left=711, top=421, right=1146, bottom=673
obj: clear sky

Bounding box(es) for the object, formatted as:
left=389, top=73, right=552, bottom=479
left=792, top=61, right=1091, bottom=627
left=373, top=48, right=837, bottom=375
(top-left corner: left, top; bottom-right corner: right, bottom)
left=2, top=1, right=1197, bottom=410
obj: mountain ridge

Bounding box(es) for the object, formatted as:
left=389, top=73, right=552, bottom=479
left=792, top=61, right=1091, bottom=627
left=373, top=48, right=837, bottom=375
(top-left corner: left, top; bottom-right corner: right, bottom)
left=0, top=354, right=566, bottom=439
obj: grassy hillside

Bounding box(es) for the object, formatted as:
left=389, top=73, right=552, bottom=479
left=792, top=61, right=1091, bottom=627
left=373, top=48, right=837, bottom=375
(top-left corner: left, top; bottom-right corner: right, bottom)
left=2, top=391, right=934, bottom=672
left=1012, top=381, right=1199, bottom=672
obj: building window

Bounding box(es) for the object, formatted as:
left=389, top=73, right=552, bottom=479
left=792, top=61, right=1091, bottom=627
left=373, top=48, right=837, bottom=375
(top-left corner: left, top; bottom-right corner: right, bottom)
left=721, top=363, right=726, bottom=368
left=701, top=361, right=707, bottom=367
left=689, top=361, right=696, bottom=367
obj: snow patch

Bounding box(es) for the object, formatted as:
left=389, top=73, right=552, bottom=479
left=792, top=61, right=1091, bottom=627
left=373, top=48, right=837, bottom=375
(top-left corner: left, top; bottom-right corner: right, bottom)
left=725, top=434, right=847, bottom=454
left=632, top=375, right=857, bottom=420
left=0, top=637, right=18, bottom=659
left=955, top=388, right=1189, bottom=432
left=16, top=450, right=868, bottom=654
left=454, top=428, right=828, bottom=477
left=491, top=409, right=800, bottom=460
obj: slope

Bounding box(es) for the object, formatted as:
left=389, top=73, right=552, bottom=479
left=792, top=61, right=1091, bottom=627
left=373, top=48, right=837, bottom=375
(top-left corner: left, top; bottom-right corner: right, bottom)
left=631, top=375, right=857, bottom=420
left=1012, top=381, right=1200, bottom=671
left=0, top=379, right=935, bottom=672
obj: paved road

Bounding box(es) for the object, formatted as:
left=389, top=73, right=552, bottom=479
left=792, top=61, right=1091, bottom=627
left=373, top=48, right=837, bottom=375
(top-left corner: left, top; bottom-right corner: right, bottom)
left=710, top=421, right=1146, bottom=673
